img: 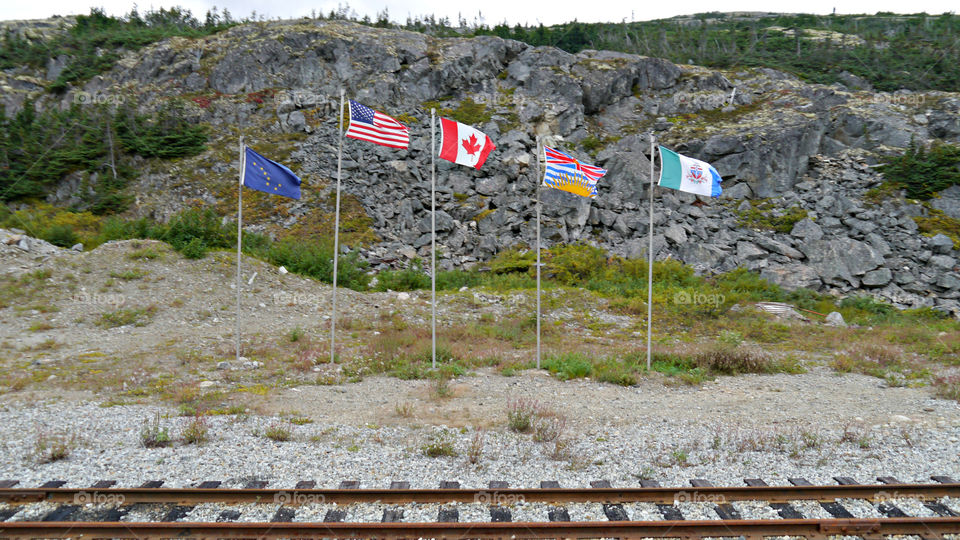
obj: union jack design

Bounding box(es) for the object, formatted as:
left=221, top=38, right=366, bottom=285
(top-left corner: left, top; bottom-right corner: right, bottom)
left=542, top=146, right=607, bottom=198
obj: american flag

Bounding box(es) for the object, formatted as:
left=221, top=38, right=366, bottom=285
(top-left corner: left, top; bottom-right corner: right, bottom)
left=542, top=146, right=607, bottom=198
left=345, top=100, right=410, bottom=149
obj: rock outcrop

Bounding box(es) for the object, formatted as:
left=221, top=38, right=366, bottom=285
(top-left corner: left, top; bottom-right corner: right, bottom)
left=3, top=18, right=959, bottom=315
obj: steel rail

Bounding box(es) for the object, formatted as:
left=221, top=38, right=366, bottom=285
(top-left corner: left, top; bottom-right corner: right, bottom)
left=1, top=517, right=959, bottom=540
left=0, top=483, right=957, bottom=505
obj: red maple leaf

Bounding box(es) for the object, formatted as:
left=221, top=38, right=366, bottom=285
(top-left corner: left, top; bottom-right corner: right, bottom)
left=461, top=134, right=481, bottom=155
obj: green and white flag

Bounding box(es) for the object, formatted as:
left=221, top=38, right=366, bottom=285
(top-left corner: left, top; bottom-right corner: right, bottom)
left=658, top=146, right=723, bottom=197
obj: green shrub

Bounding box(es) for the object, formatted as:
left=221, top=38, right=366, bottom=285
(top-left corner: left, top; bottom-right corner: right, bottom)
left=44, top=224, right=78, bottom=247
left=879, top=140, right=960, bottom=200
left=542, top=353, right=593, bottom=380
left=180, top=237, right=206, bottom=259
left=375, top=259, right=430, bottom=291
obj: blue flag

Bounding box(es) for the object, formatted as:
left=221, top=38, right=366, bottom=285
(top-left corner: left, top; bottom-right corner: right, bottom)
left=242, top=147, right=301, bottom=199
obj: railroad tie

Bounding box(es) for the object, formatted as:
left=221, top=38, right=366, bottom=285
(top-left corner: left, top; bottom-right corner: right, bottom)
left=338, top=480, right=360, bottom=489
left=323, top=509, right=347, bottom=522
left=41, top=505, right=79, bottom=521
left=90, top=480, right=117, bottom=489
left=924, top=501, right=960, bottom=517
left=932, top=475, right=959, bottom=484
left=196, top=481, right=221, bottom=488
left=161, top=506, right=194, bottom=522
left=590, top=480, right=612, bottom=488
left=656, top=503, right=685, bottom=520
left=139, top=480, right=164, bottom=488
left=439, top=480, right=460, bottom=489
left=688, top=479, right=742, bottom=520
left=540, top=480, right=561, bottom=488
left=0, top=480, right=19, bottom=488
left=547, top=506, right=571, bottom=522
left=91, top=507, right=128, bottom=521
left=489, top=506, right=512, bottom=522
left=639, top=479, right=661, bottom=487
left=488, top=480, right=509, bottom=489
left=271, top=507, right=296, bottom=522
left=295, top=480, right=316, bottom=489
left=744, top=479, right=804, bottom=518
left=833, top=476, right=859, bottom=485
left=602, top=503, right=629, bottom=521
left=217, top=510, right=242, bottom=522
left=0, top=508, right=19, bottom=521
left=382, top=508, right=404, bottom=522
left=40, top=480, right=67, bottom=488
left=389, top=481, right=410, bottom=489
left=244, top=480, right=269, bottom=489
left=437, top=507, right=459, bottom=522
left=789, top=477, right=855, bottom=518
left=877, top=476, right=902, bottom=484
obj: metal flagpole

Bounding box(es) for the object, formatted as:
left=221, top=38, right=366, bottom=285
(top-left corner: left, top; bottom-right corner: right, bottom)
left=430, top=108, right=437, bottom=369
left=646, top=133, right=656, bottom=371
left=331, top=89, right=345, bottom=363
left=535, top=136, right=542, bottom=370
left=236, top=136, right=245, bottom=364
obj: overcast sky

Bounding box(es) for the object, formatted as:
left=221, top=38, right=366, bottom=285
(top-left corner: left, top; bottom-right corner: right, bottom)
left=1, top=0, right=956, bottom=25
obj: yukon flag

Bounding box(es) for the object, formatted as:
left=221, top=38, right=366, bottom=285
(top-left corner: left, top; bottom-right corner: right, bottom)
left=658, top=146, right=722, bottom=197
left=438, top=117, right=496, bottom=169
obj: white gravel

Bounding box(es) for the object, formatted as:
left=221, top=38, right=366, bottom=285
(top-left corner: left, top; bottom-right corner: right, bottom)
left=2, top=398, right=958, bottom=492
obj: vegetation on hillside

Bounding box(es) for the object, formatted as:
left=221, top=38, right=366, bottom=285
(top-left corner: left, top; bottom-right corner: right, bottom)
left=0, top=101, right=206, bottom=211
left=878, top=139, right=960, bottom=200
left=0, top=7, right=235, bottom=92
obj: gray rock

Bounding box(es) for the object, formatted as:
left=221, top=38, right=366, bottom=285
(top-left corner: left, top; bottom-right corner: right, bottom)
left=476, top=175, right=508, bottom=196
left=929, top=234, right=955, bottom=254
left=755, top=237, right=804, bottom=259
left=760, top=264, right=822, bottom=290
left=71, top=243, right=84, bottom=252
left=801, top=238, right=884, bottom=285
left=929, top=255, right=957, bottom=271
left=937, top=273, right=960, bottom=290
left=862, top=268, right=893, bottom=287
left=736, top=241, right=766, bottom=261
left=663, top=223, right=688, bottom=244
left=825, top=311, right=846, bottom=327
left=790, top=218, right=823, bottom=241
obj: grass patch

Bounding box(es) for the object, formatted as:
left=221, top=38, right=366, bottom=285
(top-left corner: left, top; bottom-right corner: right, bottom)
left=97, top=305, right=157, bottom=328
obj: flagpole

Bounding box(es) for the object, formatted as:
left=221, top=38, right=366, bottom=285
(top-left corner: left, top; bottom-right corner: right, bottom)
left=535, top=136, right=542, bottom=370
left=331, top=89, right=344, bottom=363
left=430, top=108, right=437, bottom=370
left=646, top=133, right=656, bottom=371
left=236, top=136, right=245, bottom=365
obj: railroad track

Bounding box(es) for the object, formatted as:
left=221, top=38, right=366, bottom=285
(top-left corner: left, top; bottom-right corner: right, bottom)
left=0, top=475, right=958, bottom=539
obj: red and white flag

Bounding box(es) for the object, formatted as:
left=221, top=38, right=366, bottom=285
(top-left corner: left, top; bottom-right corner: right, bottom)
left=345, top=100, right=410, bottom=149
left=438, top=117, right=496, bottom=169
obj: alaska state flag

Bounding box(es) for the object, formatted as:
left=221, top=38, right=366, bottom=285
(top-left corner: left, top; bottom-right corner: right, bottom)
left=242, top=147, right=302, bottom=199
left=658, top=146, right=722, bottom=198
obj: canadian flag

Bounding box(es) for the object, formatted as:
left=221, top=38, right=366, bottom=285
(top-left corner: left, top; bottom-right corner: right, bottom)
left=438, top=117, right=496, bottom=169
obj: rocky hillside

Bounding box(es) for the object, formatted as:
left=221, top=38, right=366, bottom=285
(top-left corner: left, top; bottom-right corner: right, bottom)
left=2, top=18, right=959, bottom=315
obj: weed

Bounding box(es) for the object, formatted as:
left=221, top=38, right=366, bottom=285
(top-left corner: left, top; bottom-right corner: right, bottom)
left=181, top=413, right=210, bottom=445
left=506, top=398, right=541, bottom=433
left=288, top=326, right=304, bottom=343
left=140, top=412, right=172, bottom=448
left=264, top=422, right=292, bottom=442
left=395, top=402, right=415, bottom=418
left=422, top=430, right=458, bottom=457
left=97, top=305, right=157, bottom=328
left=533, top=414, right=567, bottom=443
left=33, top=430, right=76, bottom=463
left=467, top=429, right=485, bottom=465
left=431, top=375, right=453, bottom=399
